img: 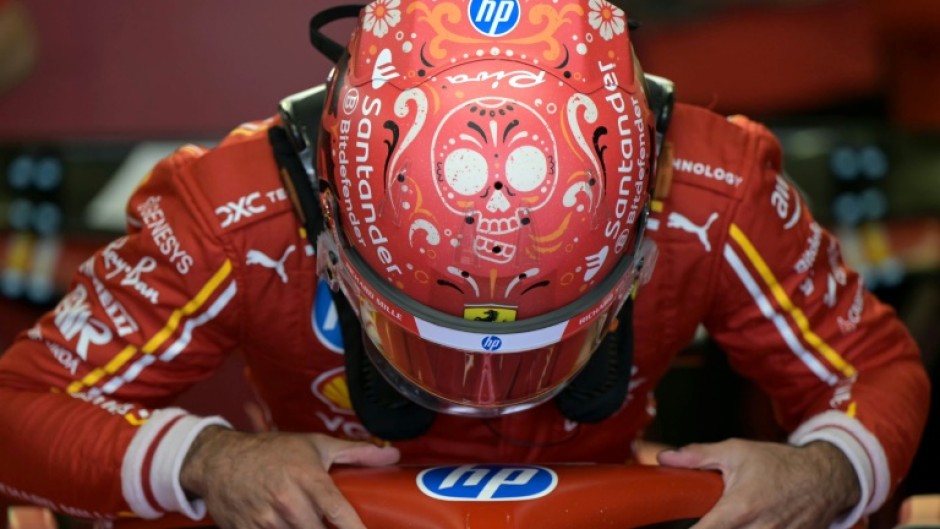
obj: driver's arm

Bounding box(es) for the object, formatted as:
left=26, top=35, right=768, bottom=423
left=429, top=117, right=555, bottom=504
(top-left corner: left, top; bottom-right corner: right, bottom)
left=0, top=144, right=240, bottom=520
left=703, top=116, right=929, bottom=527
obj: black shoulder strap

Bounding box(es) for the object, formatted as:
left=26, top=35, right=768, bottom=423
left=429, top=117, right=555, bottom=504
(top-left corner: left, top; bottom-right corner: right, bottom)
left=644, top=73, right=676, bottom=158
left=278, top=84, right=326, bottom=180
left=643, top=74, right=676, bottom=201
left=270, top=85, right=328, bottom=244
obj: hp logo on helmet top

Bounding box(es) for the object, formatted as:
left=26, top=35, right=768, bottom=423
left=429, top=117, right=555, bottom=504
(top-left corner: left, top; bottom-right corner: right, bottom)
left=469, top=0, right=521, bottom=37
left=481, top=336, right=503, bottom=351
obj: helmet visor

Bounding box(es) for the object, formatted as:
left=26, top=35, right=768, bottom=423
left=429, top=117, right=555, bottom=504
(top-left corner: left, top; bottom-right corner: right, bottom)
left=359, top=297, right=615, bottom=416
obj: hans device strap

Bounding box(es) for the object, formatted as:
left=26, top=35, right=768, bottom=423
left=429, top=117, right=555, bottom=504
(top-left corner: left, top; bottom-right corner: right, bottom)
left=645, top=74, right=676, bottom=156
left=269, top=117, right=323, bottom=239
left=268, top=4, right=677, bottom=438
left=555, top=299, right=635, bottom=423
left=337, top=291, right=437, bottom=440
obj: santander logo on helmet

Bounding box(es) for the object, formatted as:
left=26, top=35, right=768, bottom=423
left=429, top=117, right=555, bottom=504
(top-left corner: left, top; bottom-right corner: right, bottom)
left=320, top=0, right=653, bottom=321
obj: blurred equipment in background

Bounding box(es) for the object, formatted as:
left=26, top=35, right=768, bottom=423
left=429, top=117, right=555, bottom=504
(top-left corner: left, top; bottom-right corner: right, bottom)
left=2, top=151, right=64, bottom=305
left=623, top=0, right=940, bottom=131
left=0, top=144, right=120, bottom=352
left=874, top=0, right=940, bottom=130
left=0, top=0, right=37, bottom=95
left=625, top=0, right=881, bottom=119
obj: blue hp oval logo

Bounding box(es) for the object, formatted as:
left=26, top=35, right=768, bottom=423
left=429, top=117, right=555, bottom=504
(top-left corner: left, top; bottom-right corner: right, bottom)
left=481, top=336, right=503, bottom=351
left=417, top=465, right=558, bottom=501
left=312, top=278, right=344, bottom=354
left=468, top=0, right=521, bottom=37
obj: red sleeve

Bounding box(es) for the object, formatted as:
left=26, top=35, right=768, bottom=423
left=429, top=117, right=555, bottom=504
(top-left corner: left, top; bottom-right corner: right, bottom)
left=0, top=145, right=241, bottom=521
left=704, top=118, right=929, bottom=527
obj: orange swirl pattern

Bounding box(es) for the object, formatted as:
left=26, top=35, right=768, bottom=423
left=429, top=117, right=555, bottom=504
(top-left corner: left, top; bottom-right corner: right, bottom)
left=408, top=1, right=584, bottom=62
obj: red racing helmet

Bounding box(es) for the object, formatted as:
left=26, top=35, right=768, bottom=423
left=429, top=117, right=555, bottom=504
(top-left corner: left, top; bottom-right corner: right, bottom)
left=315, top=0, right=657, bottom=417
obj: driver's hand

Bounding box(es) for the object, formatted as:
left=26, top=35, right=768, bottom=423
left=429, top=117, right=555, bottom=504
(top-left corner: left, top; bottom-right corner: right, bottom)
left=180, top=426, right=400, bottom=529
left=658, top=439, right=860, bottom=529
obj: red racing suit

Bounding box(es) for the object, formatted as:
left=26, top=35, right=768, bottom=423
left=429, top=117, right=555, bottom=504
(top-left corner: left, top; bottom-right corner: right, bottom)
left=0, top=104, right=929, bottom=527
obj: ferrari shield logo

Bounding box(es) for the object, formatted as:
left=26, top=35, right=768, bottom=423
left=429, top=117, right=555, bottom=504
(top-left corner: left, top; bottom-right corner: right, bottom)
left=464, top=306, right=517, bottom=322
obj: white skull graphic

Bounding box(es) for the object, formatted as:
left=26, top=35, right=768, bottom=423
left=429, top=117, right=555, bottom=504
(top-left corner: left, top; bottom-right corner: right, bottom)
left=432, top=98, right=558, bottom=263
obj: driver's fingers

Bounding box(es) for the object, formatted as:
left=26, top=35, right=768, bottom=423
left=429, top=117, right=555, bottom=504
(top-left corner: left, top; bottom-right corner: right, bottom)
left=274, top=484, right=330, bottom=529
left=311, top=433, right=400, bottom=468
left=249, top=508, right=295, bottom=529
left=303, top=473, right=368, bottom=529
left=658, top=440, right=747, bottom=474
left=688, top=494, right=757, bottom=529
left=658, top=443, right=721, bottom=470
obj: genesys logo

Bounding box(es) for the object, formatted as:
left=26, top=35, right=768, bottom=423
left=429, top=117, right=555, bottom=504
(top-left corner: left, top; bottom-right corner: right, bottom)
left=468, top=0, right=521, bottom=37
left=417, top=464, right=558, bottom=501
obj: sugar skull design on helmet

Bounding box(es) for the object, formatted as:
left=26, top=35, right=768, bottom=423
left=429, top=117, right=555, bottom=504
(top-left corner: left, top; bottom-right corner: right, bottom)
left=432, top=96, right=559, bottom=266
left=316, top=0, right=656, bottom=416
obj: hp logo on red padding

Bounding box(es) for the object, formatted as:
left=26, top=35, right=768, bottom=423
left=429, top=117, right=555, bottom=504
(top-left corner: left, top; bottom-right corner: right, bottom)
left=418, top=464, right=558, bottom=501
